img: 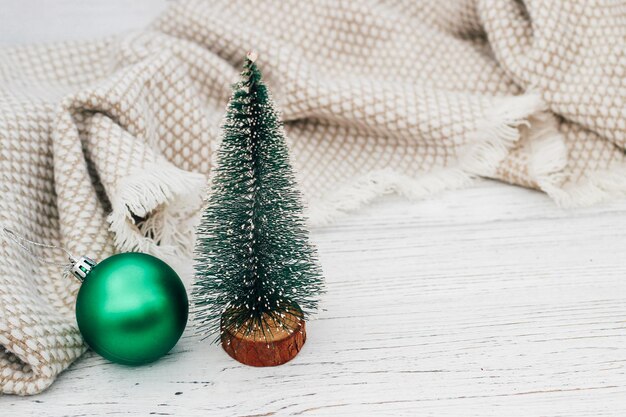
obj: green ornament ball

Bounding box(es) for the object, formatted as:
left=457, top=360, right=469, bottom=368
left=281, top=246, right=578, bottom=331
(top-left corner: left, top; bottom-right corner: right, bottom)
left=75, top=252, right=188, bottom=365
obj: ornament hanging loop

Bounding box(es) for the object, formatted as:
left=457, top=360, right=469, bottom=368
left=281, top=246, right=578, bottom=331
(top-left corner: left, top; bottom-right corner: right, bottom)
left=1, top=225, right=92, bottom=282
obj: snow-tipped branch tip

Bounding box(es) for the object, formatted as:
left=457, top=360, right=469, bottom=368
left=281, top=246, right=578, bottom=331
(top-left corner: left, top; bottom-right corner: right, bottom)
left=246, top=50, right=258, bottom=63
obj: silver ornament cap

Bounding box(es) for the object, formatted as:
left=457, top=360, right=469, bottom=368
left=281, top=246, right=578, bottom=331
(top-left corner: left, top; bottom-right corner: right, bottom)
left=71, top=256, right=97, bottom=282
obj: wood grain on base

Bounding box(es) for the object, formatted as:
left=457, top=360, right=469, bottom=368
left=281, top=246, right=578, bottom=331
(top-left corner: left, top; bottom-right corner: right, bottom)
left=221, top=311, right=306, bottom=367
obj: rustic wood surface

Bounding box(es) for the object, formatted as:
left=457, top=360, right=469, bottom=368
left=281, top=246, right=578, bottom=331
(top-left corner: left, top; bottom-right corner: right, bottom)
left=2, top=2, right=626, bottom=415
left=5, top=181, right=626, bottom=416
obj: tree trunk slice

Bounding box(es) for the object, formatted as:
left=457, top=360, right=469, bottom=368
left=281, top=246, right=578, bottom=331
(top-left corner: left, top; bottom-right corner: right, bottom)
left=221, top=310, right=306, bottom=367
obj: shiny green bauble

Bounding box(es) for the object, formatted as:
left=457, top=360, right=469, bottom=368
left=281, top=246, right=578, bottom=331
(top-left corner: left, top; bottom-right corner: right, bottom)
left=75, top=252, right=188, bottom=365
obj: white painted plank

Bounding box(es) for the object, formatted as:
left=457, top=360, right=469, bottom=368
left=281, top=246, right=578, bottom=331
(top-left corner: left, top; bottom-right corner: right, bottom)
left=4, top=181, right=626, bottom=416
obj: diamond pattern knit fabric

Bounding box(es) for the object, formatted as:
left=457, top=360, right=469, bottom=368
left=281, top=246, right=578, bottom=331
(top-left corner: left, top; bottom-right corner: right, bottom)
left=1, top=0, right=625, bottom=395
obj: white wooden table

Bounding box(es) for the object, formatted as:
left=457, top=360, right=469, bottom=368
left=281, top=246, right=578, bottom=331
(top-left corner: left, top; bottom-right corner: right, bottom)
left=2, top=2, right=626, bottom=416
left=5, top=181, right=626, bottom=416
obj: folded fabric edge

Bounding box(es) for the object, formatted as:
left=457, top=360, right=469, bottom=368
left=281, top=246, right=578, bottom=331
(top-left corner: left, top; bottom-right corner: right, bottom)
left=0, top=337, right=86, bottom=396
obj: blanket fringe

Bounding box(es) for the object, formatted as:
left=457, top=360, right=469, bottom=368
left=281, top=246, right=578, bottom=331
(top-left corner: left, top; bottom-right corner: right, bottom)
left=107, top=162, right=205, bottom=277
left=526, top=112, right=626, bottom=207
left=308, top=94, right=546, bottom=226
left=541, top=164, right=626, bottom=207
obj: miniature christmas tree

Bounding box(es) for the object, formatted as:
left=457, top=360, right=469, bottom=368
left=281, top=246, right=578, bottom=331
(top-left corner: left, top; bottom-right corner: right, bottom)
left=193, top=52, right=324, bottom=366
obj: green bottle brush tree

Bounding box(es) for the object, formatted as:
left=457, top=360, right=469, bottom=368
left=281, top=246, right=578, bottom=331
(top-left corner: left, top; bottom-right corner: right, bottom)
left=193, top=52, right=324, bottom=366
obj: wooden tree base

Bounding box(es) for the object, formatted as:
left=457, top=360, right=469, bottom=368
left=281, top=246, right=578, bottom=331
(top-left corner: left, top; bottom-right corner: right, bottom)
left=221, top=310, right=306, bottom=367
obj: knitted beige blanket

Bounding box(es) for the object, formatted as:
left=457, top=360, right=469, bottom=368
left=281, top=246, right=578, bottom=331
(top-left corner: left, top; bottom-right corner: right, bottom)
left=1, top=0, right=625, bottom=395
